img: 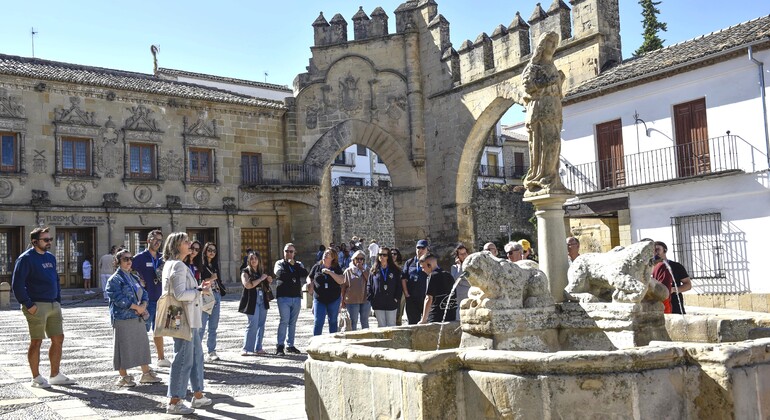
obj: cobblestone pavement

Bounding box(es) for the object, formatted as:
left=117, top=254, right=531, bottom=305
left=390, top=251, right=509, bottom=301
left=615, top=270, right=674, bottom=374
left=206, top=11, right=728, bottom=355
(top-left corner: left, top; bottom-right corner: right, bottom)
left=0, top=292, right=315, bottom=419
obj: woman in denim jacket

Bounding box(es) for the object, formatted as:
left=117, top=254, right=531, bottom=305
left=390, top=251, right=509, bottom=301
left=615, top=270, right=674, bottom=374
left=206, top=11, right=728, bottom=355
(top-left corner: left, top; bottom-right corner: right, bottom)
left=106, top=248, right=161, bottom=387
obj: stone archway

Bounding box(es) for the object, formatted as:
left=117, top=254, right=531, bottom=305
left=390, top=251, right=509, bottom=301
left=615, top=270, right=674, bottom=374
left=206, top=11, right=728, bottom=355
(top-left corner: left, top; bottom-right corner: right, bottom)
left=303, top=119, right=426, bottom=249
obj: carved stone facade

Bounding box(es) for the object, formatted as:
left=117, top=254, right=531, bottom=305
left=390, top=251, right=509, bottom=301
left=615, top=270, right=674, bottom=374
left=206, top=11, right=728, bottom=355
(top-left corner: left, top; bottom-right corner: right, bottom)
left=293, top=0, right=621, bottom=255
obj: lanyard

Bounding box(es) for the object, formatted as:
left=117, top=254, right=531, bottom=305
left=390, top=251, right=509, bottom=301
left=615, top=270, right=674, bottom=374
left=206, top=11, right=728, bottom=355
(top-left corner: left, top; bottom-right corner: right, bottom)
left=380, top=268, right=388, bottom=282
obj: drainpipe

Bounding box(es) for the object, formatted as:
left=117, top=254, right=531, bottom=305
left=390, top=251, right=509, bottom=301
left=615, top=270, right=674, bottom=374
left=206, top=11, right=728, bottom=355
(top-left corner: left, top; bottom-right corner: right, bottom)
left=748, top=44, right=770, bottom=169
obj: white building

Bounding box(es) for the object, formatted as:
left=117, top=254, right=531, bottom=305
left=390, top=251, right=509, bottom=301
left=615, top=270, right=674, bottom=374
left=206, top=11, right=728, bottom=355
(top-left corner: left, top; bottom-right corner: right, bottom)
left=156, top=68, right=292, bottom=102
left=559, top=16, right=770, bottom=304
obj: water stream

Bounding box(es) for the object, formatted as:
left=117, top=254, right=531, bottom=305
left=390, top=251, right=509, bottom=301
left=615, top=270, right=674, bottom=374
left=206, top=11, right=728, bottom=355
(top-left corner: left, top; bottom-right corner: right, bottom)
left=436, top=273, right=463, bottom=350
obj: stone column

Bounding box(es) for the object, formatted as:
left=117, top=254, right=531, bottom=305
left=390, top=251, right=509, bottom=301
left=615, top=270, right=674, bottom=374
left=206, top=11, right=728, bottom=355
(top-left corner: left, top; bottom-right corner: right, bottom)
left=523, top=192, right=573, bottom=303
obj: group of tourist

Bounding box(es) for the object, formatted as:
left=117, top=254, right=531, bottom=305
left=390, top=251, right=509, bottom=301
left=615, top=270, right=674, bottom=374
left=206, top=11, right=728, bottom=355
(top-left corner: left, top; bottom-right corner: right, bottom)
left=11, top=224, right=692, bottom=415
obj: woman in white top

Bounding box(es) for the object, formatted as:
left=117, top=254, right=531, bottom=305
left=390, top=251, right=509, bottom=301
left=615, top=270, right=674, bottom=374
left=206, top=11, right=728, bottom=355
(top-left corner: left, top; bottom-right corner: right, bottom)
left=161, top=232, right=212, bottom=415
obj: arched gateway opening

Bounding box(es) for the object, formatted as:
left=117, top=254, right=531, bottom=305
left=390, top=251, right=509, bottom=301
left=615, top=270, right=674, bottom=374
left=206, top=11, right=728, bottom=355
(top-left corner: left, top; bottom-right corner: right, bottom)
left=304, top=119, right=425, bottom=249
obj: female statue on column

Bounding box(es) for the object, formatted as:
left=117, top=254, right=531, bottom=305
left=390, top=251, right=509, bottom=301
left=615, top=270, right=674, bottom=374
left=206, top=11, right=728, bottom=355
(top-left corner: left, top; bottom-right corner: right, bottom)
left=522, top=32, right=568, bottom=195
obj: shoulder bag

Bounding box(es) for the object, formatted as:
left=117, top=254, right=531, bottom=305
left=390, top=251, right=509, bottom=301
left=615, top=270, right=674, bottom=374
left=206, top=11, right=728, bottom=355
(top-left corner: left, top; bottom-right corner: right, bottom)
left=153, top=261, right=193, bottom=341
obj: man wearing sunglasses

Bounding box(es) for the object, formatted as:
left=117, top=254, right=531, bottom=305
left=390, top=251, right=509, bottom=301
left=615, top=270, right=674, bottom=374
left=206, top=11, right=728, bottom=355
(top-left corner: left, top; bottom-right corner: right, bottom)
left=132, top=229, right=170, bottom=367
left=273, top=243, right=308, bottom=355
left=12, top=226, right=76, bottom=388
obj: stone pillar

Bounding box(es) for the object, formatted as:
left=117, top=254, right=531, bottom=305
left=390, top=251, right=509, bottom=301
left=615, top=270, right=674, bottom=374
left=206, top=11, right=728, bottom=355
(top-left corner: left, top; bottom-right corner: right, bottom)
left=0, top=282, right=10, bottom=309
left=523, top=192, right=573, bottom=302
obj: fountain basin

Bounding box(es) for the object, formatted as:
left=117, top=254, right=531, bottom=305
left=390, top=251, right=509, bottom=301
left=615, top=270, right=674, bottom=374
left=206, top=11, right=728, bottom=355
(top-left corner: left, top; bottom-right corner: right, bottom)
left=305, top=309, right=770, bottom=419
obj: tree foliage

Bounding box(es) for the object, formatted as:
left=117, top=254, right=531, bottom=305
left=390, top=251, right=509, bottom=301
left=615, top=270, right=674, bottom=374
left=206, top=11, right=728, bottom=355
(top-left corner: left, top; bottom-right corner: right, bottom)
left=634, top=0, right=668, bottom=56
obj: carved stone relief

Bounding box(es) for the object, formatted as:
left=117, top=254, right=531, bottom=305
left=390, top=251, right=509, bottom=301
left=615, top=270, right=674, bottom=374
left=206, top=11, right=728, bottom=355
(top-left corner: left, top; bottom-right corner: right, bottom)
left=386, top=95, right=407, bottom=120
left=199, top=215, right=208, bottom=226
left=0, top=180, right=12, bottom=198
left=54, top=97, right=97, bottom=126
left=66, top=182, right=87, bottom=201
left=167, top=195, right=182, bottom=209
left=0, top=214, right=7, bottom=224
left=98, top=116, right=121, bottom=178
left=139, top=215, right=148, bottom=226
left=32, top=150, right=46, bottom=174
left=0, top=88, right=25, bottom=118
left=134, top=185, right=152, bottom=203
left=159, top=150, right=183, bottom=181
left=193, top=188, right=210, bottom=205
left=124, top=105, right=161, bottom=132
left=306, top=104, right=319, bottom=129
left=339, top=72, right=361, bottom=113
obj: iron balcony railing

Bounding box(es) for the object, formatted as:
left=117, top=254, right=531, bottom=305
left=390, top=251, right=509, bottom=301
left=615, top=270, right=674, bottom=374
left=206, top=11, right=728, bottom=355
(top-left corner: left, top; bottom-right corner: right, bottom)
left=242, top=163, right=321, bottom=186
left=478, top=164, right=529, bottom=179
left=561, top=135, right=765, bottom=194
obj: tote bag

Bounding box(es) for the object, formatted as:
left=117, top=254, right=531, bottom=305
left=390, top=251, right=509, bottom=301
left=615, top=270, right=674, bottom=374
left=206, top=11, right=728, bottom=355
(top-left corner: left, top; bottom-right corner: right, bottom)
left=154, top=262, right=193, bottom=341
left=338, top=307, right=352, bottom=332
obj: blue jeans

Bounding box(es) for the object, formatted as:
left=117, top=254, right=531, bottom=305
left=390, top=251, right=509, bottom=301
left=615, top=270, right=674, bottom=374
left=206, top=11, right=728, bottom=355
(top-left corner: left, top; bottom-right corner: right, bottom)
left=277, top=297, right=301, bottom=348
left=145, top=300, right=158, bottom=332
left=168, top=328, right=204, bottom=398
left=313, top=297, right=341, bottom=336
left=199, top=291, right=221, bottom=354
left=243, top=290, right=268, bottom=352
left=346, top=302, right=371, bottom=330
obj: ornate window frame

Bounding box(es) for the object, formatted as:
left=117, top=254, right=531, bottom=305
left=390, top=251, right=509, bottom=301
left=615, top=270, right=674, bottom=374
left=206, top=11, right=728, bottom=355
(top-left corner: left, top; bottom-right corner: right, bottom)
left=121, top=105, right=164, bottom=187
left=182, top=112, right=220, bottom=190
left=53, top=97, right=101, bottom=187
left=0, top=88, right=28, bottom=183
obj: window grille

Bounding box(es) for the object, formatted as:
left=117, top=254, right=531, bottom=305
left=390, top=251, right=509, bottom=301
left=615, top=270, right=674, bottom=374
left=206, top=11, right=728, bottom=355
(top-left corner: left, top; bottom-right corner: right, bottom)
left=671, top=213, right=735, bottom=294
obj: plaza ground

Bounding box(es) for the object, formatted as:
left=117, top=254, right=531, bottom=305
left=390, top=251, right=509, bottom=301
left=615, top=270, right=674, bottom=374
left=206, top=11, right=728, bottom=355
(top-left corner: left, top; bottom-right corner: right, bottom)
left=0, top=291, right=315, bottom=419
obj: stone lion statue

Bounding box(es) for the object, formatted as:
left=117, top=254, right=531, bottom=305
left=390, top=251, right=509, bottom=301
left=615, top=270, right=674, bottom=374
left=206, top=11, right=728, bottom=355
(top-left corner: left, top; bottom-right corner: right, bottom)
left=459, top=251, right=553, bottom=310
left=565, top=241, right=668, bottom=304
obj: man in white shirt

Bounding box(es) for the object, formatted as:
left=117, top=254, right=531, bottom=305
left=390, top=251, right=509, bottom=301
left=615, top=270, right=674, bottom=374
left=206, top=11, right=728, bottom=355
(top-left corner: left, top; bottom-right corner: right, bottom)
left=98, top=245, right=117, bottom=301
left=368, top=240, right=379, bottom=266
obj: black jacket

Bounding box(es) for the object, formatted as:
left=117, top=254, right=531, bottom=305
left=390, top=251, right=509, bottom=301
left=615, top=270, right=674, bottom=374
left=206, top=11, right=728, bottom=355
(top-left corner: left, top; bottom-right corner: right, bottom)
left=273, top=259, right=308, bottom=298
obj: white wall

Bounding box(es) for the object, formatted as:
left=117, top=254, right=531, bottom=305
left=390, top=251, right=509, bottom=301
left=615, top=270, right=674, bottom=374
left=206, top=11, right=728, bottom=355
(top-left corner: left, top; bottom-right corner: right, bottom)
left=562, top=49, right=770, bottom=170
left=629, top=170, right=770, bottom=293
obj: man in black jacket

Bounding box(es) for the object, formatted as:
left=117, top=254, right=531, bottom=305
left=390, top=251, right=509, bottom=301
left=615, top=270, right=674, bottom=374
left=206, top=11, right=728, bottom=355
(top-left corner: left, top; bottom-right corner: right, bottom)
left=273, top=243, right=308, bottom=355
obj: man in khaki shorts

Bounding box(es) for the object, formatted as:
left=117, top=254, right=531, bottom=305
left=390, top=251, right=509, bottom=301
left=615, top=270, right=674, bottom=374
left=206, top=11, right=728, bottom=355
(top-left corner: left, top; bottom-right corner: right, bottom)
left=12, top=226, right=76, bottom=388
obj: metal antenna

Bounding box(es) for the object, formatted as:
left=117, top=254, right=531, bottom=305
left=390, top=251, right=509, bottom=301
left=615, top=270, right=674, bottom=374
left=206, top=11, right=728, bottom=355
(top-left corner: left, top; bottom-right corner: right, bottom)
left=264, top=71, right=268, bottom=83
left=31, top=27, right=38, bottom=57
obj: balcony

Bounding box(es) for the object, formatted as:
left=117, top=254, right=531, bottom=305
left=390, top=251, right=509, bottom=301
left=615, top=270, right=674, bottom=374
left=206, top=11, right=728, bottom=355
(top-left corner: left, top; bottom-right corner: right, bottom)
left=478, top=164, right=529, bottom=179
left=241, top=163, right=321, bottom=187
left=331, top=152, right=357, bottom=167
left=561, top=135, right=765, bottom=195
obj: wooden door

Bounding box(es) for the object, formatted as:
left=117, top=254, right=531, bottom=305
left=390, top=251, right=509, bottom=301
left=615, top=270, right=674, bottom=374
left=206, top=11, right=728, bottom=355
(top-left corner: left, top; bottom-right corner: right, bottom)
left=674, top=98, right=710, bottom=177
left=486, top=153, right=499, bottom=177
left=240, top=228, right=271, bottom=273
left=55, top=228, right=94, bottom=288
left=596, top=119, right=625, bottom=189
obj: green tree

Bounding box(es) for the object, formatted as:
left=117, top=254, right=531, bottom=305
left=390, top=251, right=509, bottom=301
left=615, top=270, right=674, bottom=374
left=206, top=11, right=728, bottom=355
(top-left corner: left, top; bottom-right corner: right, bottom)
left=634, top=0, right=668, bottom=56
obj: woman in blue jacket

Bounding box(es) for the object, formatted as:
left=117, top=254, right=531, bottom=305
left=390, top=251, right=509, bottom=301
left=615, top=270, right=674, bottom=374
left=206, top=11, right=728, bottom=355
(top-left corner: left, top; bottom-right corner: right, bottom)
left=367, top=247, right=402, bottom=327
left=106, top=248, right=162, bottom=387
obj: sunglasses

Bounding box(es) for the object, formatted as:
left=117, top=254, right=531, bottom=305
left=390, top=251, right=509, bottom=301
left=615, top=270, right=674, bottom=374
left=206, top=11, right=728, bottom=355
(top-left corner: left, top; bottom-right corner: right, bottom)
left=416, top=246, right=425, bottom=249
left=284, top=250, right=295, bottom=253
left=378, top=253, right=390, bottom=257
left=207, top=249, right=217, bottom=253
left=120, top=256, right=133, bottom=262
left=37, top=238, right=53, bottom=243
left=506, top=250, right=520, bottom=255
left=354, top=257, right=365, bottom=261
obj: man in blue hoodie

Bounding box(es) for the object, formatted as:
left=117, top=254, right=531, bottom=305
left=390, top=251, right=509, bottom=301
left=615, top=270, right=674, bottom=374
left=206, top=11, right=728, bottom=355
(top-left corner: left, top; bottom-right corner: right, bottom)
left=12, top=226, right=76, bottom=389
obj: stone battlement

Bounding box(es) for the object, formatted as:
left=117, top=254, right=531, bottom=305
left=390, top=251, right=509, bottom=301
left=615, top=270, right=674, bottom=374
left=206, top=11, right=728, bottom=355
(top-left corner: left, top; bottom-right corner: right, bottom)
left=308, top=0, right=621, bottom=88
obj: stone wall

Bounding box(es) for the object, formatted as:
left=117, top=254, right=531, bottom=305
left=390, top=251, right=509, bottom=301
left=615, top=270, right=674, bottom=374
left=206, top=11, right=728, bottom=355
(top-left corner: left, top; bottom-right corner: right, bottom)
left=473, top=187, right=535, bottom=251
left=331, top=185, right=395, bottom=248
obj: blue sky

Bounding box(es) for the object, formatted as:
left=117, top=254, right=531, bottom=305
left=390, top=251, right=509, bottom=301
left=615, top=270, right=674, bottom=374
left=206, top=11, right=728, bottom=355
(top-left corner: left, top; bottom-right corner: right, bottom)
left=2, top=0, right=767, bottom=124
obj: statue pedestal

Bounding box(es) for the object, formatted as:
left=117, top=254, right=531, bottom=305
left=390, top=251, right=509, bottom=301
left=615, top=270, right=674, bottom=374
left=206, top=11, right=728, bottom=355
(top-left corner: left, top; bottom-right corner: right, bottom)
left=523, top=192, right=573, bottom=303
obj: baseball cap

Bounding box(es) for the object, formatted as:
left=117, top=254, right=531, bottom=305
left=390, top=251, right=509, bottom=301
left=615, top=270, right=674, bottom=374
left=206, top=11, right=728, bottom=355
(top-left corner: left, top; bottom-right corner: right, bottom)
left=518, top=239, right=531, bottom=251
left=416, top=239, right=428, bottom=248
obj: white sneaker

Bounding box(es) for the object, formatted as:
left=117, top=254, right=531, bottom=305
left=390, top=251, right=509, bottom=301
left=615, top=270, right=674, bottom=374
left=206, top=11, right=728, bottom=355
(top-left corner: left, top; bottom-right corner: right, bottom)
left=139, top=370, right=162, bottom=384
left=206, top=351, right=220, bottom=362
left=166, top=401, right=195, bottom=415
left=116, top=375, right=136, bottom=387
left=191, top=394, right=212, bottom=408
left=156, top=358, right=172, bottom=368
left=49, top=373, right=75, bottom=386
left=31, top=375, right=50, bottom=388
